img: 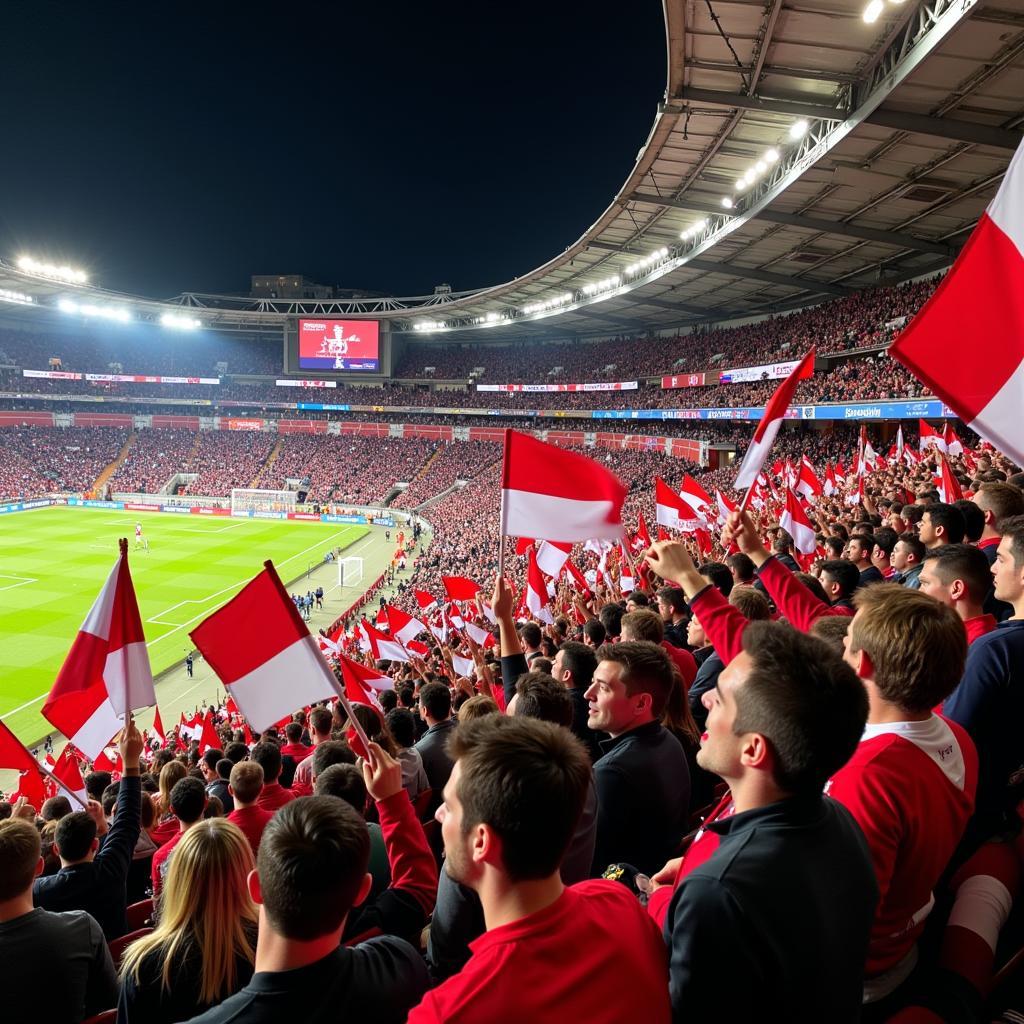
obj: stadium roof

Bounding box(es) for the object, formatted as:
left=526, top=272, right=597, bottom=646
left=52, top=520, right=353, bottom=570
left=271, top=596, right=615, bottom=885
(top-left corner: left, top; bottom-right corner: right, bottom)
left=2, top=0, right=1022, bottom=341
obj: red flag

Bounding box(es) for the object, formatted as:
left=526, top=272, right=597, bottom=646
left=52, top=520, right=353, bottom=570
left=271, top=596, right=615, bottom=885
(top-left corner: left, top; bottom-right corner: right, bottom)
left=891, top=141, right=1024, bottom=466
left=918, top=420, right=948, bottom=452
left=360, top=619, right=410, bottom=663
left=536, top=540, right=572, bottom=578
left=526, top=547, right=554, bottom=623
left=151, top=706, right=165, bottom=748
left=190, top=561, right=340, bottom=733
left=795, top=457, right=823, bottom=503
left=635, top=512, right=652, bottom=550
left=679, top=474, right=713, bottom=517
left=734, top=347, right=816, bottom=490
left=780, top=487, right=817, bottom=555
left=52, top=745, right=87, bottom=805
left=514, top=537, right=534, bottom=556
left=655, top=477, right=701, bottom=532
left=0, top=720, right=47, bottom=808
left=43, top=539, right=154, bottom=760
left=384, top=605, right=426, bottom=645
left=414, top=590, right=438, bottom=615
left=336, top=654, right=387, bottom=759
left=944, top=423, right=964, bottom=457
left=198, top=711, right=220, bottom=755
left=441, top=576, right=482, bottom=602
left=500, top=429, right=626, bottom=543
left=939, top=455, right=964, bottom=503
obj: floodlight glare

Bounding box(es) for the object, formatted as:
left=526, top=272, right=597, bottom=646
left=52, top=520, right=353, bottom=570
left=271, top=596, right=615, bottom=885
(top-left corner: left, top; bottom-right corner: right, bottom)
left=789, top=119, right=809, bottom=140
left=863, top=0, right=884, bottom=20
left=17, top=255, right=87, bottom=284
left=721, top=197, right=733, bottom=209
left=160, top=313, right=201, bottom=330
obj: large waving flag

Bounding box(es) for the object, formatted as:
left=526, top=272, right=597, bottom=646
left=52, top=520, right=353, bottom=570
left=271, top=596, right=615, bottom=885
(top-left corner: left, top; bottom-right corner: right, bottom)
left=892, top=140, right=1024, bottom=467
left=734, top=347, right=815, bottom=492
left=501, top=429, right=626, bottom=543
left=43, top=539, right=154, bottom=760
left=0, top=720, right=47, bottom=809
left=679, top=474, right=713, bottom=518
left=52, top=745, right=87, bottom=807
left=655, top=477, right=701, bottom=532
left=918, top=420, right=948, bottom=452
left=781, top=487, right=817, bottom=555
left=384, top=605, right=427, bottom=646
left=190, top=560, right=340, bottom=732
left=526, top=547, right=554, bottom=623
left=536, top=540, right=572, bottom=578
left=441, top=576, right=482, bottom=602
left=795, top=457, right=823, bottom=503
left=360, top=619, right=411, bottom=663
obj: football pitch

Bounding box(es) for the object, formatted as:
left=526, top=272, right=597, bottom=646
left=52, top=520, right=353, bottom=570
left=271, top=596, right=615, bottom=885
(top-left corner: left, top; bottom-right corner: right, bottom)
left=0, top=507, right=370, bottom=743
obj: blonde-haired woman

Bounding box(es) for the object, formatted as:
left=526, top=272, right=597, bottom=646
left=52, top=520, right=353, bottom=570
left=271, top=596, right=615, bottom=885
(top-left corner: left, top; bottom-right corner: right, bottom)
left=117, top=818, right=257, bottom=1024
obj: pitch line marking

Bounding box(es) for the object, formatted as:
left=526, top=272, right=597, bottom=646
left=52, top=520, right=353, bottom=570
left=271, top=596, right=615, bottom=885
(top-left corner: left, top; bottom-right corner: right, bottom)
left=0, top=574, right=37, bottom=592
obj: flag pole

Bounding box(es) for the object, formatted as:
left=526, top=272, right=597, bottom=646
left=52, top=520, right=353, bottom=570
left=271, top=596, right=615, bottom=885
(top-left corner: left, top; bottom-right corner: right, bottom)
left=497, top=429, right=511, bottom=584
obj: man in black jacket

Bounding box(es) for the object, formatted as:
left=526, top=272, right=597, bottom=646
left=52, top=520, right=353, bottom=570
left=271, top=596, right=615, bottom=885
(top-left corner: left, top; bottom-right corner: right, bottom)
left=585, top=641, right=689, bottom=875
left=645, top=541, right=877, bottom=1023
left=33, top=715, right=144, bottom=940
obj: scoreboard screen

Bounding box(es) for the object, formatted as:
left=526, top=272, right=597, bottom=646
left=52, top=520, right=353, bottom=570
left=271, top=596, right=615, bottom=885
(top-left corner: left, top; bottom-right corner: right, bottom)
left=297, top=319, right=380, bottom=372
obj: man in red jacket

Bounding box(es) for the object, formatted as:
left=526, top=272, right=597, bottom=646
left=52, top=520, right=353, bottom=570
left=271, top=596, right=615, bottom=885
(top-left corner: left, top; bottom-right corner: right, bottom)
left=226, top=761, right=273, bottom=858
left=252, top=741, right=295, bottom=813
left=409, top=716, right=670, bottom=1023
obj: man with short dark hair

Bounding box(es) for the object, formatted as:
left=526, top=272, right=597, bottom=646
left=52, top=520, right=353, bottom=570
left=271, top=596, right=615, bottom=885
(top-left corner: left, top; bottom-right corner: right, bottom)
left=0, top=818, right=118, bottom=1022
left=33, top=717, right=144, bottom=940
left=279, top=722, right=313, bottom=789
left=411, top=717, right=670, bottom=1023
left=582, top=618, right=606, bottom=648
left=894, top=534, right=926, bottom=589
left=919, top=503, right=966, bottom=549
left=252, top=740, right=295, bottom=813
left=152, top=775, right=207, bottom=898
left=973, top=482, right=1024, bottom=563
left=847, top=535, right=884, bottom=586
left=551, top=640, right=603, bottom=761
left=919, top=544, right=997, bottom=644
left=585, top=641, right=689, bottom=874
left=227, top=761, right=273, bottom=857
left=186, top=783, right=430, bottom=1024
left=414, top=682, right=456, bottom=791
left=207, top=756, right=234, bottom=813
left=725, top=552, right=756, bottom=587
left=656, top=586, right=689, bottom=648
left=520, top=621, right=543, bottom=662
left=291, top=705, right=334, bottom=796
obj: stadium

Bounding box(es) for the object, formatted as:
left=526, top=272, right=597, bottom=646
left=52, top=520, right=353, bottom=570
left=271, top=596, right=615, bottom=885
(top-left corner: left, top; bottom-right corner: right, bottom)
left=1, top=0, right=1024, bottom=1020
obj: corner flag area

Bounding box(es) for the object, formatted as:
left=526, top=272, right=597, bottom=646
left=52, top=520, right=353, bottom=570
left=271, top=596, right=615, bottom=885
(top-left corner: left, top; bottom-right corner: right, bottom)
left=0, top=507, right=391, bottom=742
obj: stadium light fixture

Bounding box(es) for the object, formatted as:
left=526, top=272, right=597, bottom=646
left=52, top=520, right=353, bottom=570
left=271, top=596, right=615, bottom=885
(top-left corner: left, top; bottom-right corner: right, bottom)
left=0, top=288, right=34, bottom=306
left=17, top=255, right=87, bottom=284
left=160, top=313, right=201, bottom=330
left=57, top=298, right=130, bottom=322
left=863, top=0, right=884, bottom=20
left=721, top=197, right=733, bottom=209
left=789, top=119, right=809, bottom=140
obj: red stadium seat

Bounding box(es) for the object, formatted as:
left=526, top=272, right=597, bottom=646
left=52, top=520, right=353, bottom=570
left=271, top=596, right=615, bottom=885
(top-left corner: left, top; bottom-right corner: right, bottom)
left=125, top=897, right=154, bottom=932
left=108, top=927, right=153, bottom=970
left=82, top=1012, right=117, bottom=1024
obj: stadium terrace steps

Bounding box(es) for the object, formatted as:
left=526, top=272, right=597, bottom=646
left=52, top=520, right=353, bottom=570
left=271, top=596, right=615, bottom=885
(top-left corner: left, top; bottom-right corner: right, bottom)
left=413, top=477, right=467, bottom=512
left=250, top=437, right=284, bottom=488
left=91, top=429, right=135, bottom=495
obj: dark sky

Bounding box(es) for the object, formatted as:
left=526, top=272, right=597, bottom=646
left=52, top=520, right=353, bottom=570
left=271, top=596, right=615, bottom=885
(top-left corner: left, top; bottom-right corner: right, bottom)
left=1, top=1, right=666, bottom=300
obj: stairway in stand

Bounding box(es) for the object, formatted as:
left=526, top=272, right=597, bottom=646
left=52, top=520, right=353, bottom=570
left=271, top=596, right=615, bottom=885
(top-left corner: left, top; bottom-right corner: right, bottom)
left=89, top=430, right=135, bottom=497
left=250, top=438, right=283, bottom=488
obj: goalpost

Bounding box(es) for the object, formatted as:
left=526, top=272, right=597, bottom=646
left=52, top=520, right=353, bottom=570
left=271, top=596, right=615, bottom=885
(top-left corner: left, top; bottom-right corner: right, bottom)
left=231, top=488, right=297, bottom=515
left=337, top=556, right=364, bottom=590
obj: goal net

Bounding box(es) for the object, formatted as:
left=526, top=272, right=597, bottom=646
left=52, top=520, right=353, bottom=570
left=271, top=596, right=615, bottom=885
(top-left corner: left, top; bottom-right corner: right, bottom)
left=337, top=556, right=364, bottom=590
left=231, top=488, right=297, bottom=515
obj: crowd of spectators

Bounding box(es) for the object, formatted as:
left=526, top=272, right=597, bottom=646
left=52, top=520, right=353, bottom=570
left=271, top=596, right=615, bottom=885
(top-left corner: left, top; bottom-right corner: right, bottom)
left=0, top=426, right=128, bottom=498
left=110, top=430, right=199, bottom=494
left=391, top=442, right=500, bottom=509
left=181, top=433, right=276, bottom=497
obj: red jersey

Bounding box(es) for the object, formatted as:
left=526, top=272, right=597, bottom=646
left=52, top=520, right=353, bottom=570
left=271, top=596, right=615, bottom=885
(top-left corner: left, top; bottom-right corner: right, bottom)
left=151, top=830, right=184, bottom=897
left=964, top=613, right=997, bottom=645
left=227, top=804, right=274, bottom=857
left=661, top=641, right=697, bottom=692
left=279, top=742, right=313, bottom=762
left=256, top=780, right=295, bottom=813
left=827, top=715, right=977, bottom=977
left=408, top=881, right=670, bottom=1024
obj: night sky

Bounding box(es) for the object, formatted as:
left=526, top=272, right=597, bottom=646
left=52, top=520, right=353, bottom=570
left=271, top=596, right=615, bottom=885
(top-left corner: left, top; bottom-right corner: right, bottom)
left=2, top=1, right=666, bottom=300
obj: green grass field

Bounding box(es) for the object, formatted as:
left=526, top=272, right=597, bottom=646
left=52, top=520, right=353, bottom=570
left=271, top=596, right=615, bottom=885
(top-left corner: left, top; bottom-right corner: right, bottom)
left=0, top=508, right=369, bottom=742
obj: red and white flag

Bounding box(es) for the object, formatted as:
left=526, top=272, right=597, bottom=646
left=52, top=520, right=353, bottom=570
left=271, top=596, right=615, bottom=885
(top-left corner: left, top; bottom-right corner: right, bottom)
left=918, top=420, right=948, bottom=452
left=655, top=477, right=701, bottom=532
left=451, top=653, right=475, bottom=678
left=190, top=560, right=340, bottom=733
left=52, top=745, right=87, bottom=806
left=780, top=487, right=817, bottom=555
left=680, top=474, right=713, bottom=518
left=151, top=706, right=166, bottom=748
left=536, top=540, right=573, bottom=578
left=414, top=590, right=439, bottom=615
left=0, top=720, right=47, bottom=809
left=896, top=425, right=906, bottom=462
left=360, top=619, right=411, bottom=663
left=526, top=547, right=554, bottom=623
left=442, top=576, right=481, bottom=602
left=892, top=140, right=1024, bottom=467
left=500, top=429, right=626, bottom=543
left=43, top=539, right=154, bottom=760
left=938, top=455, right=964, bottom=503
left=823, top=463, right=837, bottom=498
left=336, top=652, right=394, bottom=692
left=635, top=511, right=652, bottom=551
left=735, top=347, right=816, bottom=490
left=796, top=457, right=823, bottom=503
left=715, top=489, right=738, bottom=526
left=944, top=423, right=964, bottom=458
left=384, top=605, right=426, bottom=646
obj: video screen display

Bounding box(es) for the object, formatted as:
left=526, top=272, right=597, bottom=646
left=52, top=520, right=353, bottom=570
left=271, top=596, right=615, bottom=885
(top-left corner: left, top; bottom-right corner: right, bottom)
left=297, top=319, right=380, bottom=372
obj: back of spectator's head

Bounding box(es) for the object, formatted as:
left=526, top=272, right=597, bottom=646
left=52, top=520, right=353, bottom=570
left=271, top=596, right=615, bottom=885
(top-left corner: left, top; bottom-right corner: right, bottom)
left=309, top=706, right=334, bottom=739
left=849, top=585, right=966, bottom=713
left=620, top=608, right=666, bottom=644
left=171, top=776, right=208, bottom=825
left=794, top=572, right=829, bottom=605
left=41, top=796, right=72, bottom=823
left=729, top=586, right=772, bottom=622
left=379, top=690, right=399, bottom=715
left=953, top=499, right=986, bottom=544
left=314, top=763, right=367, bottom=813
left=809, top=615, right=852, bottom=653
left=284, top=722, right=303, bottom=743
left=102, top=782, right=120, bottom=818
left=583, top=618, right=606, bottom=648
left=726, top=552, right=756, bottom=584
left=976, top=482, right=1024, bottom=531
left=311, top=740, right=356, bottom=780
left=256, top=797, right=370, bottom=940
left=444, top=716, right=590, bottom=883
left=520, top=622, right=542, bottom=650
left=215, top=758, right=233, bottom=782
left=151, top=748, right=174, bottom=773
left=921, top=543, right=993, bottom=606
left=715, top=622, right=868, bottom=796
left=398, top=685, right=416, bottom=709
left=223, top=742, right=249, bottom=765
left=228, top=761, right=264, bottom=805
left=823, top=536, right=845, bottom=559
left=0, top=819, right=42, bottom=900
left=84, top=770, right=111, bottom=802
left=251, top=741, right=283, bottom=783
left=699, top=561, right=733, bottom=598
left=201, top=749, right=222, bottom=775
left=0, top=802, right=10, bottom=821
left=772, top=531, right=794, bottom=555
left=54, top=812, right=98, bottom=863
left=626, top=590, right=651, bottom=608
left=158, top=760, right=188, bottom=815
left=419, top=681, right=452, bottom=722
left=384, top=707, right=417, bottom=749
left=514, top=674, right=573, bottom=728
left=820, top=559, right=860, bottom=599
left=458, top=695, right=499, bottom=722
left=598, top=603, right=623, bottom=640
